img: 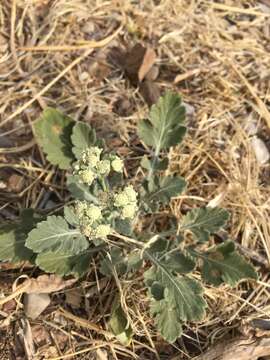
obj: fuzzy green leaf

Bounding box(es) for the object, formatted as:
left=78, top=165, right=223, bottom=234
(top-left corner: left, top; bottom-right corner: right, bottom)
left=71, top=122, right=97, bottom=159
left=143, top=175, right=186, bottom=209
left=64, top=206, right=79, bottom=227
left=109, top=298, right=133, bottom=345
left=36, top=248, right=96, bottom=277
left=181, top=207, right=229, bottom=242
left=151, top=302, right=182, bottom=343
left=164, top=253, right=196, bottom=274
left=0, top=209, right=43, bottom=263
left=25, top=216, right=88, bottom=255
left=200, top=241, right=258, bottom=286
left=34, top=108, right=74, bottom=169
left=138, top=92, right=186, bottom=151
left=145, top=252, right=206, bottom=343
left=66, top=175, right=98, bottom=203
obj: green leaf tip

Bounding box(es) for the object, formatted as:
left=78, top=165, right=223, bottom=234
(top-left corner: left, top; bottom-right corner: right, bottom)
left=138, top=91, right=186, bottom=152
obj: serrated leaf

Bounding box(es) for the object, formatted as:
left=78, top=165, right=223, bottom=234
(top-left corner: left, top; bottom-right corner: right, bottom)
left=66, top=175, right=98, bottom=203
left=26, top=216, right=88, bottom=255
left=138, top=92, right=186, bottom=152
left=71, top=122, right=97, bottom=159
left=151, top=302, right=182, bottom=343
left=143, top=175, right=186, bottom=209
left=145, top=252, right=206, bottom=343
left=36, top=248, right=96, bottom=277
left=164, top=252, right=195, bottom=274
left=181, top=207, right=229, bottom=242
left=34, top=108, right=74, bottom=169
left=109, top=297, right=133, bottom=345
left=0, top=209, right=42, bottom=263
left=200, top=241, right=257, bottom=286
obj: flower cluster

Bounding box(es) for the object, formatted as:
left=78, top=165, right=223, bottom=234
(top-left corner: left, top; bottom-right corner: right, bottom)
left=73, top=147, right=123, bottom=186
left=75, top=201, right=111, bottom=238
left=114, top=185, right=138, bottom=219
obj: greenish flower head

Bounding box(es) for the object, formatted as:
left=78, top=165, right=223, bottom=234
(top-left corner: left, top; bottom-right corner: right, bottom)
left=78, top=168, right=96, bottom=185
left=85, top=204, right=102, bottom=222
left=81, top=147, right=102, bottom=167
left=111, top=156, right=123, bottom=172
left=97, top=159, right=111, bottom=176
left=114, top=192, right=129, bottom=207
left=95, top=224, right=111, bottom=238
left=113, top=185, right=138, bottom=219
left=122, top=203, right=137, bottom=219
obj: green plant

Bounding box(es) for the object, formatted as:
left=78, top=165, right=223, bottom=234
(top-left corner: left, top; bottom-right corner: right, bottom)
left=0, top=92, right=257, bottom=343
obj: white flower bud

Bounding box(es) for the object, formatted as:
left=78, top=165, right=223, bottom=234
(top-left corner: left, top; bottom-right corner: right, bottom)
left=95, top=224, right=111, bottom=237
left=79, top=168, right=96, bottom=185
left=75, top=201, right=87, bottom=217
left=124, top=185, right=137, bottom=202
left=114, top=192, right=129, bottom=207
left=85, top=205, right=102, bottom=221
left=122, top=204, right=137, bottom=219
left=81, top=224, right=92, bottom=237
left=97, top=159, right=111, bottom=175
left=111, top=157, right=123, bottom=172
left=81, top=147, right=102, bottom=167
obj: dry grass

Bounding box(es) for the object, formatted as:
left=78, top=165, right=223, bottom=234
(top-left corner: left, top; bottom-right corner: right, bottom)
left=1, top=0, right=270, bottom=359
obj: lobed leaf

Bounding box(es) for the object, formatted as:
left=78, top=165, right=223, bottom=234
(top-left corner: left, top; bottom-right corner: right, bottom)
left=71, top=122, right=97, bottom=159
left=34, top=108, right=74, bottom=169
left=138, top=91, right=186, bottom=152
left=26, top=216, right=88, bottom=255
left=181, top=207, right=229, bottom=242
left=144, top=252, right=206, bottom=342
left=200, top=241, right=258, bottom=286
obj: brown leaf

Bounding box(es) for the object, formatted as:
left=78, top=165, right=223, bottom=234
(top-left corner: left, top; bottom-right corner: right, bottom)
left=139, top=80, right=161, bottom=106
left=124, top=44, right=157, bottom=85
left=24, top=274, right=76, bottom=294
left=138, top=47, right=156, bottom=82
left=8, top=174, right=25, bottom=193
left=65, top=288, right=83, bottom=308
left=24, top=293, right=50, bottom=320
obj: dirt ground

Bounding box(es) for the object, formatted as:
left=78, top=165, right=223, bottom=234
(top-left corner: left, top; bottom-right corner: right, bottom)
left=1, top=0, right=270, bottom=359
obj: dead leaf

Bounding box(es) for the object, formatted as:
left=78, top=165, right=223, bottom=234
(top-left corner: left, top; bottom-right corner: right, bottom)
left=139, top=80, right=161, bottom=106
left=24, top=293, right=50, bottom=320
left=32, top=325, right=50, bottom=347
left=24, top=274, right=76, bottom=294
left=65, top=288, right=83, bottom=308
left=138, top=47, right=156, bottom=82
left=8, top=174, right=25, bottom=193
left=124, top=44, right=156, bottom=85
